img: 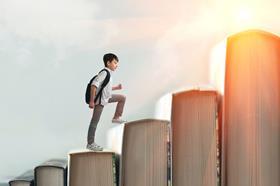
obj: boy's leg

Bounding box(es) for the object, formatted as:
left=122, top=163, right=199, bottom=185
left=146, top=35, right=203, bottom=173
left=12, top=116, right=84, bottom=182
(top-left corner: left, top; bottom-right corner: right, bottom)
left=108, top=94, right=126, bottom=119
left=87, top=104, right=104, bottom=145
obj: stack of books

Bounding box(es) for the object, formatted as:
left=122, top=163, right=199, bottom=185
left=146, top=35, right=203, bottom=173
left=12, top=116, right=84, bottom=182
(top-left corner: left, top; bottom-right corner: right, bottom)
left=68, top=150, right=116, bottom=186
left=34, top=159, right=67, bottom=186
left=9, top=170, right=34, bottom=186
left=120, top=119, right=169, bottom=186
left=223, top=30, right=280, bottom=186
left=171, top=90, right=218, bottom=186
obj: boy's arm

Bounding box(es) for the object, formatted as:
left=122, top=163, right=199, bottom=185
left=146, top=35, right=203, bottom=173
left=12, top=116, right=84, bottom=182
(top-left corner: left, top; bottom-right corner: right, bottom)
left=89, top=86, right=97, bottom=108
left=112, top=84, right=122, bottom=91
left=89, top=71, right=107, bottom=108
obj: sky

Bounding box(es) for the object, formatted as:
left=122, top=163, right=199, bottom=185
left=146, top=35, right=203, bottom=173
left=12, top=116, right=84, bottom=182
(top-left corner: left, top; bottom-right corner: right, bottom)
left=1, top=0, right=280, bottom=183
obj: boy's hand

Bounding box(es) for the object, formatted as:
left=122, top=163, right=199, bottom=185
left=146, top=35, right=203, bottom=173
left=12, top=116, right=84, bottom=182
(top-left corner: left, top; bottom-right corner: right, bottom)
left=112, top=84, right=123, bottom=91
left=116, top=84, right=122, bottom=90
left=89, top=101, right=95, bottom=109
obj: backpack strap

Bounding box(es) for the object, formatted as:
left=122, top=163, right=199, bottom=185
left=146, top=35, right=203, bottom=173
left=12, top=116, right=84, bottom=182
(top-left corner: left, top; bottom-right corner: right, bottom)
left=94, top=69, right=110, bottom=104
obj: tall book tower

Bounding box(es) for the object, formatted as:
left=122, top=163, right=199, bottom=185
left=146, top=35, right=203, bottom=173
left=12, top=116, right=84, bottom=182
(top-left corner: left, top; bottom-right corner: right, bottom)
left=222, top=30, right=280, bottom=186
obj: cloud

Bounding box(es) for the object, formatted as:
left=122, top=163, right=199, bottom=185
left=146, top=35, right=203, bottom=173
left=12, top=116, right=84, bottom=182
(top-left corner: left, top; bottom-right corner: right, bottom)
left=0, top=0, right=119, bottom=50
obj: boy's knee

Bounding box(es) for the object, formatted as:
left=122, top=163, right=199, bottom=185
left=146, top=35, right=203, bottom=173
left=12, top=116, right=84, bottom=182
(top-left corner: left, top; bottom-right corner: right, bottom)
left=121, top=95, right=126, bottom=102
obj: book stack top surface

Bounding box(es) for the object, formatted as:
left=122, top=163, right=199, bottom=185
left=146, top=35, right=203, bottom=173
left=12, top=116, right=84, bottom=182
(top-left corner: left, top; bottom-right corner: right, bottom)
left=125, top=118, right=170, bottom=125
left=35, top=159, right=67, bottom=169
left=68, top=149, right=115, bottom=155
left=9, top=170, right=34, bottom=184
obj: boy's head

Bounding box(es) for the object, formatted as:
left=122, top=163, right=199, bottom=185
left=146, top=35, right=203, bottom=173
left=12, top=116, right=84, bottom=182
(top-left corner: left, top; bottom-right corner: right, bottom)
left=103, top=53, right=119, bottom=71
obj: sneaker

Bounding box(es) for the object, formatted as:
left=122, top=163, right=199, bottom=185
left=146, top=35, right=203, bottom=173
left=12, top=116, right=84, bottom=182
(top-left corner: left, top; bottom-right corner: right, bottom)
left=112, top=118, right=127, bottom=124
left=86, top=142, right=103, bottom=151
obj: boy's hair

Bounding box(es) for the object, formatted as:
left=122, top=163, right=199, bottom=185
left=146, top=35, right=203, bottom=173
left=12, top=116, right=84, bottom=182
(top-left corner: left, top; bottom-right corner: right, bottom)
left=103, top=53, right=119, bottom=67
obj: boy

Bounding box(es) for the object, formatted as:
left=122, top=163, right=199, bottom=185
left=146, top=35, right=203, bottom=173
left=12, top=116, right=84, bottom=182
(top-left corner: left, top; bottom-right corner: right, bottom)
left=87, top=53, right=126, bottom=151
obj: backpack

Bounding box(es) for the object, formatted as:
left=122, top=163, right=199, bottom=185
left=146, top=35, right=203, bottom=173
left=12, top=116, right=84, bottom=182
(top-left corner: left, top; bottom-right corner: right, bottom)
left=85, top=69, right=110, bottom=104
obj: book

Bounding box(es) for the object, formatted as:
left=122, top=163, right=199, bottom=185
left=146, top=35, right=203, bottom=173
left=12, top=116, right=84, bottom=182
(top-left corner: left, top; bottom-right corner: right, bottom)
left=120, top=119, right=169, bottom=186
left=68, top=150, right=116, bottom=186
left=223, top=30, right=280, bottom=186
left=9, top=170, right=34, bottom=186
left=171, top=90, right=218, bottom=186
left=34, top=159, right=67, bottom=186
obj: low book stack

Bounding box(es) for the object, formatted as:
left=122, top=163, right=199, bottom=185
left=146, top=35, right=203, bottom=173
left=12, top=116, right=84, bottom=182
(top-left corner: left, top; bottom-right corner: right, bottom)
left=120, top=119, right=169, bottom=186
left=68, top=150, right=116, bottom=186
left=34, top=159, right=67, bottom=186
left=9, top=170, right=34, bottom=186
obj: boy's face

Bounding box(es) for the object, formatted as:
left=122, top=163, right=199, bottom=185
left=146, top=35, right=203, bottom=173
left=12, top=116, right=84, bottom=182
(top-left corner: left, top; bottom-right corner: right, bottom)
left=106, top=59, right=118, bottom=71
